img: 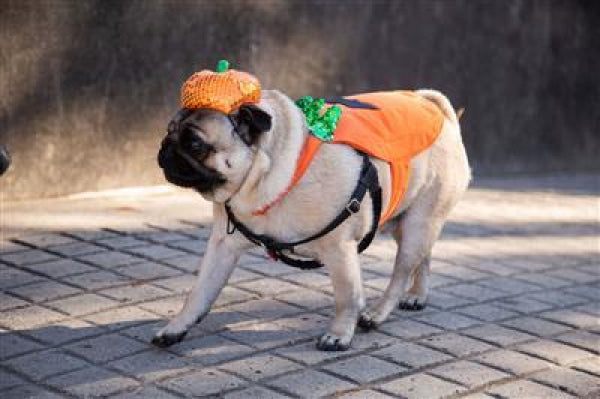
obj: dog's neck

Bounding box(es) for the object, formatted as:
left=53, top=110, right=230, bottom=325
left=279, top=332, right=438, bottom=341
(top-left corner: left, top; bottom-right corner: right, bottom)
left=228, top=90, right=308, bottom=216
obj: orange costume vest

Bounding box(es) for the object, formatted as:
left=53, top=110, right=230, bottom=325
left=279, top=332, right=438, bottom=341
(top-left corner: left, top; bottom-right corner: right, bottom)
left=277, top=91, right=445, bottom=224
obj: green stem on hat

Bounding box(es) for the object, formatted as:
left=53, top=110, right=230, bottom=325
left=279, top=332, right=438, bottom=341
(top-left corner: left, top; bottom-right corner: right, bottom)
left=216, top=60, right=230, bottom=73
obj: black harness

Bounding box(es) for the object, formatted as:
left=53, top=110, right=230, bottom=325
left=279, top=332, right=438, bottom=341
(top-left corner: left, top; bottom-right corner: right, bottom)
left=225, top=152, right=382, bottom=269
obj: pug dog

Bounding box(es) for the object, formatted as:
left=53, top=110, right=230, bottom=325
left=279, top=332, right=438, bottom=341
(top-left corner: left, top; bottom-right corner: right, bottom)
left=153, top=89, right=470, bottom=351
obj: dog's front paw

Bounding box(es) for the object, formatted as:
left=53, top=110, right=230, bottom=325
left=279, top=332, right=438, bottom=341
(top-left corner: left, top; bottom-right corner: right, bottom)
left=151, top=323, right=189, bottom=348
left=317, top=332, right=351, bottom=351
left=398, top=293, right=427, bottom=311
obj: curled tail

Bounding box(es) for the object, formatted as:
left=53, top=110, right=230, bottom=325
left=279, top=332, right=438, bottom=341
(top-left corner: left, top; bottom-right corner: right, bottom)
left=416, top=89, right=462, bottom=125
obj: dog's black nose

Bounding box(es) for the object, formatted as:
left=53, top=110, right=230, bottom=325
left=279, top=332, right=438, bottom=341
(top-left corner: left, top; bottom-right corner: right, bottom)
left=157, top=145, right=171, bottom=169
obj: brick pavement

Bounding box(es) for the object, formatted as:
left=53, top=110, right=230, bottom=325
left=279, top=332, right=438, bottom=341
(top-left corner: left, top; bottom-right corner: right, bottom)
left=0, top=175, right=598, bottom=398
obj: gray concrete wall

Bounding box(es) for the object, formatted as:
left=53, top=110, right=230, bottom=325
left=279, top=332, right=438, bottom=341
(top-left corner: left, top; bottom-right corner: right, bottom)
left=1, top=0, right=598, bottom=200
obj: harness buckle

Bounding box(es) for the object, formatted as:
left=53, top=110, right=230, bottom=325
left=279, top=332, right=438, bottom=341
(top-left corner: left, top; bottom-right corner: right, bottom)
left=346, top=198, right=361, bottom=214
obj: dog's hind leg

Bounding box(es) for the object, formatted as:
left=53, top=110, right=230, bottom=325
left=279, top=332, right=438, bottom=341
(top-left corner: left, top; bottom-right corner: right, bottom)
left=398, top=254, right=431, bottom=310
left=358, top=186, right=450, bottom=329
left=317, top=241, right=365, bottom=351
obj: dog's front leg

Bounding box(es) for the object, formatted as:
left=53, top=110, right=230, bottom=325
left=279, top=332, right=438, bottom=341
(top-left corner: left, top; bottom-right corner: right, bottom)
left=317, top=241, right=364, bottom=351
left=152, top=226, right=245, bottom=347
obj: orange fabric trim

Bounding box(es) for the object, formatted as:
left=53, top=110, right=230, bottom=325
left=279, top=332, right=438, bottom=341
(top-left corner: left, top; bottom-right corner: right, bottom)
left=252, top=135, right=322, bottom=216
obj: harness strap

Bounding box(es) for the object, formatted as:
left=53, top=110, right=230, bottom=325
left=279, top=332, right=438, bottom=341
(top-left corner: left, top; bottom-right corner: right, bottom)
left=225, top=153, right=382, bottom=269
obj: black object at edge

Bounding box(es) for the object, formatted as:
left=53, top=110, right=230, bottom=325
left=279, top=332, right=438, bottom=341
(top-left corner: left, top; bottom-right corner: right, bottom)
left=225, top=153, right=382, bottom=270
left=325, top=97, right=379, bottom=110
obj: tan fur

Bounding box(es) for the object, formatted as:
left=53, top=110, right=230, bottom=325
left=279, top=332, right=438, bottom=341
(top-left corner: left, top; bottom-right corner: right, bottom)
left=153, top=88, right=470, bottom=350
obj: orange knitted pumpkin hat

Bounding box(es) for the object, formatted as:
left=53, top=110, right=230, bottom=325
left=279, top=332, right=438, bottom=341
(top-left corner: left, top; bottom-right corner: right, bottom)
left=181, top=60, right=261, bottom=114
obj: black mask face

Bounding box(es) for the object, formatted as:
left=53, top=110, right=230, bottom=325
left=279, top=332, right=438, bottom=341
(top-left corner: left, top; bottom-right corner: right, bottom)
left=157, top=110, right=227, bottom=193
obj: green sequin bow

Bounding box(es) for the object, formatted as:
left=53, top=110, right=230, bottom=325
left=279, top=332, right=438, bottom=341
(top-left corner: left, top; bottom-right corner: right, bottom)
left=295, top=96, right=342, bottom=141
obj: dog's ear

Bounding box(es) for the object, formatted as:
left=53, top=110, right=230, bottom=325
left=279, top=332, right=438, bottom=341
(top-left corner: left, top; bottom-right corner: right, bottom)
left=232, top=104, right=272, bottom=145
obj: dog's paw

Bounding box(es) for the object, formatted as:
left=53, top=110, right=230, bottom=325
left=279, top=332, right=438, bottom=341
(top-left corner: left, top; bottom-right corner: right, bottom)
left=357, top=310, right=379, bottom=331
left=398, top=293, right=426, bottom=311
left=151, top=324, right=188, bottom=348
left=316, top=332, right=351, bottom=351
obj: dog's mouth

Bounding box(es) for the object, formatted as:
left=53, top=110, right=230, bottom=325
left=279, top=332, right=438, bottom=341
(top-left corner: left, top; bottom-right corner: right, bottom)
left=158, top=144, right=226, bottom=193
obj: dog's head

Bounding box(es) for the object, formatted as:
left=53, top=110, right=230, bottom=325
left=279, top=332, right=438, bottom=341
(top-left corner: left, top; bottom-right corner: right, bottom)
left=157, top=105, right=272, bottom=202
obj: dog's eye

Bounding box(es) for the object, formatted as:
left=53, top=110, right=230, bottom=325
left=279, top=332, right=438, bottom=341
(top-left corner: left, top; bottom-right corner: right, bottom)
left=180, top=127, right=212, bottom=160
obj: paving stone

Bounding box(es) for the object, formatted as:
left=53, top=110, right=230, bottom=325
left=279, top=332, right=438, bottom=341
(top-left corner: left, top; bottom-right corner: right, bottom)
left=110, top=386, right=180, bottom=399
left=372, top=342, right=452, bottom=369
left=547, top=268, right=599, bottom=284
left=8, top=280, right=82, bottom=303
left=427, top=291, right=474, bottom=309
left=268, top=369, right=356, bottom=398
left=515, top=273, right=574, bottom=289
left=159, top=368, right=246, bottom=396
left=24, top=319, right=97, bottom=347
left=68, top=230, right=120, bottom=241
left=323, top=355, right=405, bottom=383
left=275, top=342, right=351, bottom=365
left=228, top=298, right=303, bottom=320
left=413, top=311, right=481, bottom=330
left=166, top=239, right=207, bottom=254
left=138, top=295, right=185, bottom=317
left=0, top=267, right=44, bottom=289
left=96, top=236, right=148, bottom=249
left=100, top=283, right=172, bottom=304
left=380, top=373, right=467, bottom=398
left=538, top=308, right=599, bottom=329
left=338, top=390, right=395, bottom=399
left=526, top=290, right=587, bottom=307
left=0, top=240, right=33, bottom=253
left=516, top=339, right=594, bottom=365
left=420, top=332, right=494, bottom=357
left=221, top=321, right=307, bottom=350
left=487, top=380, right=575, bottom=398
left=50, top=241, right=106, bottom=257
left=63, top=270, right=132, bottom=290
left=4, top=348, right=89, bottom=380
left=0, top=384, right=64, bottom=399
left=134, top=230, right=191, bottom=244
left=78, top=251, right=141, bottom=268
left=276, top=289, right=332, bottom=309
left=564, top=284, right=600, bottom=301
left=475, top=349, right=551, bottom=375
left=214, top=286, right=259, bottom=308
left=109, top=349, right=192, bottom=381
left=351, top=330, right=397, bottom=350
left=502, top=316, right=573, bottom=336
left=530, top=366, right=600, bottom=397
left=454, top=303, right=519, bottom=322
left=0, top=368, right=26, bottom=390
left=571, top=357, right=600, bottom=376
left=1, top=249, right=58, bottom=266
left=0, top=305, right=65, bottom=329
left=65, top=333, right=147, bottom=363
left=0, top=292, right=29, bottom=311
left=494, top=295, right=554, bottom=313
left=115, top=261, right=181, bottom=280
left=152, top=274, right=193, bottom=294
left=434, top=264, right=492, bottom=281
left=21, top=258, right=97, bottom=278
left=84, top=305, right=158, bottom=331
left=171, top=334, right=254, bottom=365
left=440, top=283, right=511, bottom=302
left=461, top=323, right=535, bottom=346
left=194, top=307, right=255, bottom=334
left=46, top=293, right=118, bottom=316
left=162, top=254, right=200, bottom=273
left=237, top=277, right=301, bottom=297
left=13, top=234, right=76, bottom=248
left=378, top=318, right=442, bottom=339
left=281, top=271, right=331, bottom=288
left=223, top=386, right=291, bottom=399
left=124, top=245, right=187, bottom=261
left=430, top=360, right=510, bottom=388
left=555, top=330, right=600, bottom=353
left=218, top=353, right=301, bottom=381
left=477, top=276, right=541, bottom=295
left=46, top=366, right=139, bottom=397
left=0, top=332, right=43, bottom=360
